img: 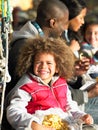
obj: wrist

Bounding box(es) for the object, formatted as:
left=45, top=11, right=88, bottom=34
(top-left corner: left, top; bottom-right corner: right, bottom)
left=31, top=121, right=37, bottom=130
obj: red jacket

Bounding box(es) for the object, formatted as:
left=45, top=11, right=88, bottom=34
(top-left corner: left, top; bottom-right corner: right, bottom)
left=21, top=75, right=68, bottom=114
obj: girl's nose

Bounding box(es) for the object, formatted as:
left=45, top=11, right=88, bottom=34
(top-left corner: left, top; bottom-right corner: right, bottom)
left=41, top=62, right=47, bottom=68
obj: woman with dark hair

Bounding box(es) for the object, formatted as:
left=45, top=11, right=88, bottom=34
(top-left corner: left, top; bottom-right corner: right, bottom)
left=60, top=0, right=89, bottom=99
left=60, top=0, right=87, bottom=55
left=60, top=0, right=98, bottom=125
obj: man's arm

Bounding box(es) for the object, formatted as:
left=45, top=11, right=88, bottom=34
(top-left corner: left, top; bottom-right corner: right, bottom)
left=69, top=83, right=98, bottom=106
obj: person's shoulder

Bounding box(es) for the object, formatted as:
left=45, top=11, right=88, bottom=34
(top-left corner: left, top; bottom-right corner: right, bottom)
left=9, top=38, right=27, bottom=49
left=81, top=42, right=92, bottom=49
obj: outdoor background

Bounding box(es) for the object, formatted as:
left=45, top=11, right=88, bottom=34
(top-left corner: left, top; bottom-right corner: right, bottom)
left=1, top=0, right=98, bottom=30
left=86, top=0, right=98, bottom=13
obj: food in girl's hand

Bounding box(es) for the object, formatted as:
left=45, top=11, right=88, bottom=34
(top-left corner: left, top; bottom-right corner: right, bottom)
left=42, top=114, right=69, bottom=130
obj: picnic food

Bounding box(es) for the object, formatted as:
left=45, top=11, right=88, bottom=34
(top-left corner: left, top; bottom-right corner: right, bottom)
left=42, top=114, right=69, bottom=130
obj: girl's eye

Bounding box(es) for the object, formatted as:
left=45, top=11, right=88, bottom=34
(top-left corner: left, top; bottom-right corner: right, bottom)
left=47, top=62, right=52, bottom=64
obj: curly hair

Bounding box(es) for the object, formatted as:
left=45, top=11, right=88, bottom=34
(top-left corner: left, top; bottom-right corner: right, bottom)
left=16, top=37, right=75, bottom=80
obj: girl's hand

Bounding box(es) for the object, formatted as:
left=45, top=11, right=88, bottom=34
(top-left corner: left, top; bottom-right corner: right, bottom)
left=80, top=114, right=93, bottom=125
left=31, top=121, right=55, bottom=130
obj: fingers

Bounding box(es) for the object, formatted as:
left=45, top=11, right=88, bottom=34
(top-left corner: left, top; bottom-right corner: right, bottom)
left=75, top=58, right=90, bottom=71
left=81, top=114, right=93, bottom=125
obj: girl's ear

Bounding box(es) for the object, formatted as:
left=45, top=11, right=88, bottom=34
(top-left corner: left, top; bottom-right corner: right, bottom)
left=49, top=18, right=56, bottom=28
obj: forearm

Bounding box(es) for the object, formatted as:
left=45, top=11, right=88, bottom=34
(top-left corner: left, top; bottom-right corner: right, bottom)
left=6, top=89, right=40, bottom=130
left=69, top=86, right=88, bottom=105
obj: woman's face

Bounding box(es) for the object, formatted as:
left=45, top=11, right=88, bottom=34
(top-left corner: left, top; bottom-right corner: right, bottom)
left=69, top=8, right=87, bottom=32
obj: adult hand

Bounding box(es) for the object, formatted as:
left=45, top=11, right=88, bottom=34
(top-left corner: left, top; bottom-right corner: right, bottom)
left=74, top=57, right=90, bottom=76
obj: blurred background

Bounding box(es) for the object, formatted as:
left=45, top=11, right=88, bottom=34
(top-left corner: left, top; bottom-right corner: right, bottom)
left=0, top=0, right=98, bottom=30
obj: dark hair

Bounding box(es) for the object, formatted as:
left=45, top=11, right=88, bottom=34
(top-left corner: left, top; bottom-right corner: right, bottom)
left=60, top=0, right=86, bottom=20
left=60, top=0, right=87, bottom=42
left=36, top=0, right=68, bottom=26
left=84, top=20, right=98, bottom=32
left=16, top=37, right=75, bottom=80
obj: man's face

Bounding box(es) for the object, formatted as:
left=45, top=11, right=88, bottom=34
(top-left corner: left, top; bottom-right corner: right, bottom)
left=49, top=10, right=69, bottom=37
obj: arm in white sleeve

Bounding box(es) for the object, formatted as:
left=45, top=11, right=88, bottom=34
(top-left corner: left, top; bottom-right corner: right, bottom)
left=6, top=89, right=40, bottom=130
left=66, top=87, right=86, bottom=119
